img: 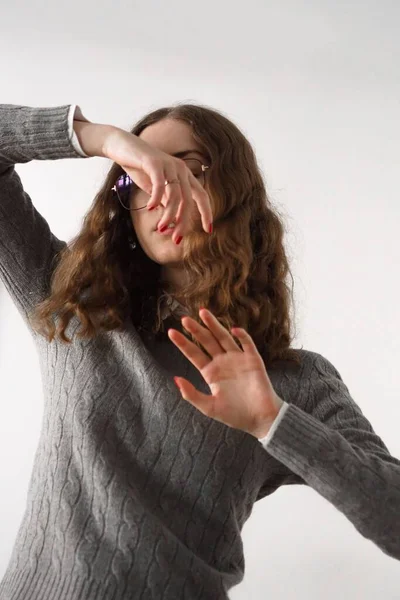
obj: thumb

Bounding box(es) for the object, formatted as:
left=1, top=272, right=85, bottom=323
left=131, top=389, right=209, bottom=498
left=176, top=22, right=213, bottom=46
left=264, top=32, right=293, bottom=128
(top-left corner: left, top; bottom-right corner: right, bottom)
left=173, top=377, right=214, bottom=417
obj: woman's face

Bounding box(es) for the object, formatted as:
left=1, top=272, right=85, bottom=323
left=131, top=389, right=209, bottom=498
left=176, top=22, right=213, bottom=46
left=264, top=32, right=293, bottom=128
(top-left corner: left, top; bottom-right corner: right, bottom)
left=128, top=118, right=209, bottom=271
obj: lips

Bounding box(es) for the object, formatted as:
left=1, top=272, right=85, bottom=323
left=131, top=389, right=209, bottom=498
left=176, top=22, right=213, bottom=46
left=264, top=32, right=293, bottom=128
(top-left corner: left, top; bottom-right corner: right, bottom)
left=153, top=224, right=176, bottom=231
left=156, top=227, right=175, bottom=236
left=154, top=225, right=176, bottom=233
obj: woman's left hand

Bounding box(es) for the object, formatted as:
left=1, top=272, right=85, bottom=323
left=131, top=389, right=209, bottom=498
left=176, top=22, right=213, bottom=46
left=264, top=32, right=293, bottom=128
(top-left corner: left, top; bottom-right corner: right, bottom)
left=167, top=308, right=284, bottom=439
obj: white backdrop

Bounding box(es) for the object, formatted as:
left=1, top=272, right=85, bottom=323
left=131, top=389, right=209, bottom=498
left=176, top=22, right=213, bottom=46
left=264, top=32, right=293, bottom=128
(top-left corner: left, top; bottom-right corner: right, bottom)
left=1, top=1, right=399, bottom=598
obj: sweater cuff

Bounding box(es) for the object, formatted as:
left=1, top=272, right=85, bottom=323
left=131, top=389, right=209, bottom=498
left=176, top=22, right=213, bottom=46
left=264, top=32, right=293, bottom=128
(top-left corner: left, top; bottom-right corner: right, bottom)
left=68, top=104, right=91, bottom=158
left=257, top=400, right=290, bottom=447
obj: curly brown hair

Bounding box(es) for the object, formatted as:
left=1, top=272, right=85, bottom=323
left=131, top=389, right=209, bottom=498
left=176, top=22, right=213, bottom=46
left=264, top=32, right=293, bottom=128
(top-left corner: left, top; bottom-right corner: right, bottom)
left=29, top=102, right=303, bottom=368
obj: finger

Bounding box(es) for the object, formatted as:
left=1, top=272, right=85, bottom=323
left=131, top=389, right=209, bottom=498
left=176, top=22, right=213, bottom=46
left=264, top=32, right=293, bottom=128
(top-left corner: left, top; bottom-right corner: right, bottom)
left=196, top=309, right=242, bottom=354
left=230, top=327, right=259, bottom=356
left=174, top=377, right=217, bottom=420
left=121, top=167, right=151, bottom=197
left=156, top=161, right=194, bottom=244
left=154, top=165, right=183, bottom=230
left=147, top=160, right=212, bottom=237
left=145, top=158, right=170, bottom=208
left=168, top=328, right=211, bottom=372
left=163, top=165, right=211, bottom=235
left=186, top=170, right=213, bottom=234
left=173, top=168, right=196, bottom=237
left=180, top=316, right=226, bottom=357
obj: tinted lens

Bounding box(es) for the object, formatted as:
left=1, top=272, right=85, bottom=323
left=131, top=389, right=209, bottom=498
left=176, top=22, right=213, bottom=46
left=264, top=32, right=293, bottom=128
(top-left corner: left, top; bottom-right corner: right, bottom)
left=114, top=159, right=207, bottom=211
left=116, top=173, right=132, bottom=190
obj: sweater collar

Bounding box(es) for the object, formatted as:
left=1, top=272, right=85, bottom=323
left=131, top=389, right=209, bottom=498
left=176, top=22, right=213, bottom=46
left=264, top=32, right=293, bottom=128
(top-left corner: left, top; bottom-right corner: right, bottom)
left=160, top=294, right=188, bottom=322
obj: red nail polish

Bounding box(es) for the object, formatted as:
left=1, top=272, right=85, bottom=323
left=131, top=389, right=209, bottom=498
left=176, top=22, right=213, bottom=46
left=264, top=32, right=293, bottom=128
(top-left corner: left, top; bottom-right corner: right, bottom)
left=159, top=225, right=168, bottom=232
left=209, top=223, right=213, bottom=234
left=176, top=236, right=183, bottom=245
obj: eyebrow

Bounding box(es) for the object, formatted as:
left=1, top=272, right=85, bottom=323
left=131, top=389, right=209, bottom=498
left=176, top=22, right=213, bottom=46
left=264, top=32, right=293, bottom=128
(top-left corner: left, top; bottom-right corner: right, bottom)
left=172, top=149, right=209, bottom=162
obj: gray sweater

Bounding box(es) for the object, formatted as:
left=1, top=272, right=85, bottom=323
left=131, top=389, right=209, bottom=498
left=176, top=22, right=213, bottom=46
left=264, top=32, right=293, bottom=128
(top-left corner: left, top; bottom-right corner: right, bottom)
left=0, top=104, right=399, bottom=600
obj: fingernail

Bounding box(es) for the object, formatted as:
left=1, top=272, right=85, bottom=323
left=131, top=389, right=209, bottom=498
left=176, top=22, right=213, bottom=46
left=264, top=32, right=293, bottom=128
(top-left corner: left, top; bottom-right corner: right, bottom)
left=148, top=206, right=155, bottom=211
left=159, top=225, right=168, bottom=232
left=176, top=236, right=183, bottom=245
left=209, top=223, right=213, bottom=234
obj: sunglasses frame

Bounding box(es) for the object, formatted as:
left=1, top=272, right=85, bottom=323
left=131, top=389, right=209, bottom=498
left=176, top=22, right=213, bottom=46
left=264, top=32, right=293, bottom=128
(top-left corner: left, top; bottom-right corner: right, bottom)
left=111, top=158, right=210, bottom=211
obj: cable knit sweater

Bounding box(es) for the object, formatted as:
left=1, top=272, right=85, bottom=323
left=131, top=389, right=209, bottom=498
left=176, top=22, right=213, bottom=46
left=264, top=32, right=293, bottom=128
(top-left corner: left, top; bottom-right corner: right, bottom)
left=0, top=103, right=399, bottom=600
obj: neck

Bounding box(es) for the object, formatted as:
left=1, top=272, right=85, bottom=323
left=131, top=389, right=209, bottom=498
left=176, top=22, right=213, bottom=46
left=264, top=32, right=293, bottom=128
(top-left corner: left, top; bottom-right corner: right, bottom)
left=160, top=264, right=187, bottom=295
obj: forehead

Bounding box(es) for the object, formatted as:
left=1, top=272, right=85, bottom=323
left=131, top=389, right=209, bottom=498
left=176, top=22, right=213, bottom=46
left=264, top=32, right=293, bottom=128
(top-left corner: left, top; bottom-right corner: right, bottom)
left=138, top=118, right=204, bottom=157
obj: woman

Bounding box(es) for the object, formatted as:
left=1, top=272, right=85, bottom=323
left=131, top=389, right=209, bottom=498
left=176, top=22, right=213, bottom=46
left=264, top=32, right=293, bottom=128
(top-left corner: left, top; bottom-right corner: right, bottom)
left=0, top=102, right=399, bottom=600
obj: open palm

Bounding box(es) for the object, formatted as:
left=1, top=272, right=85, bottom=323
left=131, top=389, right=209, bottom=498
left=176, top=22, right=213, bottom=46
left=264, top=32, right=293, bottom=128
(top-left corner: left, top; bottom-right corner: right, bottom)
left=168, top=308, right=284, bottom=439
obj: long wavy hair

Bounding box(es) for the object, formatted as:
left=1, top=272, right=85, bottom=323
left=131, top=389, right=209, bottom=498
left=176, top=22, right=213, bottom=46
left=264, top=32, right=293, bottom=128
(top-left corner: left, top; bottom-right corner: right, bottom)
left=29, top=102, right=302, bottom=368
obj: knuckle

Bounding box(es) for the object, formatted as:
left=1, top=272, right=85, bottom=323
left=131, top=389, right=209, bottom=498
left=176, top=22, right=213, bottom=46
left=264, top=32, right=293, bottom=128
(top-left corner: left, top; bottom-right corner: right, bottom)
left=175, top=157, right=186, bottom=168
left=142, top=154, right=158, bottom=167
left=146, top=155, right=163, bottom=170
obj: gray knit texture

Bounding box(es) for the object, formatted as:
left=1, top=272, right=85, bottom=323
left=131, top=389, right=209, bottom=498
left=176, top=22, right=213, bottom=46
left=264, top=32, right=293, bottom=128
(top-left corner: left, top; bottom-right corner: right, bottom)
left=0, top=104, right=399, bottom=600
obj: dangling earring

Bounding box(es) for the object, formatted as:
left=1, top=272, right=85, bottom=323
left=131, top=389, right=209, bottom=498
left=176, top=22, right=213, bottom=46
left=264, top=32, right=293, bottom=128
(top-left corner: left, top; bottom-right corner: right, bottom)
left=127, top=225, right=137, bottom=250
left=127, top=216, right=137, bottom=250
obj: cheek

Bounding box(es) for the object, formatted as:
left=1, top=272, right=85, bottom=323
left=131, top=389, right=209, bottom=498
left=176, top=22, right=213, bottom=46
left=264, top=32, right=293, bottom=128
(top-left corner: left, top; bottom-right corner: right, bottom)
left=130, top=213, right=149, bottom=235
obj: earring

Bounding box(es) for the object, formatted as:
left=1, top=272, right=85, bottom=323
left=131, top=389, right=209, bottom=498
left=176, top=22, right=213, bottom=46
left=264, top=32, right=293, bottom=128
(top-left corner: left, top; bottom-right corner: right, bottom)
left=128, top=236, right=137, bottom=250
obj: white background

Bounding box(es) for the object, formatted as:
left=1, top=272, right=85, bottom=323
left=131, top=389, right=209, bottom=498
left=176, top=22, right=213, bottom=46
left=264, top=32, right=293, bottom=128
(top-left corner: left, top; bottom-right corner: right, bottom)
left=0, top=1, right=399, bottom=598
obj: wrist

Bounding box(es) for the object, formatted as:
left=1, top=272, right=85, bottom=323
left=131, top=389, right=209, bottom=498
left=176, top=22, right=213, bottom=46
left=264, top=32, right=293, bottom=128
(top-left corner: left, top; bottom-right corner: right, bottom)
left=251, top=395, right=285, bottom=440
left=252, top=414, right=278, bottom=440
left=73, top=121, right=117, bottom=158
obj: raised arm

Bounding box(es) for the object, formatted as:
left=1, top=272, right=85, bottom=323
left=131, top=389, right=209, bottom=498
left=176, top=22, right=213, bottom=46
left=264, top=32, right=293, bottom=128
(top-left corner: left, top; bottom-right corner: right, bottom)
left=0, top=104, right=109, bottom=334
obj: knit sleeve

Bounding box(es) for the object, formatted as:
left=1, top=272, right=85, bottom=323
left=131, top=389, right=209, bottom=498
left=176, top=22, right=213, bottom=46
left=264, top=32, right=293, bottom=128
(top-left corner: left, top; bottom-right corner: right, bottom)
left=260, top=352, right=400, bottom=561
left=0, top=104, right=91, bottom=333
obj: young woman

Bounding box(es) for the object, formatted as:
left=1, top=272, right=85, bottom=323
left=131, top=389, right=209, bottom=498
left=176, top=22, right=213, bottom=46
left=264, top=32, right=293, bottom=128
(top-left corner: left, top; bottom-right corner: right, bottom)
left=0, top=102, right=399, bottom=600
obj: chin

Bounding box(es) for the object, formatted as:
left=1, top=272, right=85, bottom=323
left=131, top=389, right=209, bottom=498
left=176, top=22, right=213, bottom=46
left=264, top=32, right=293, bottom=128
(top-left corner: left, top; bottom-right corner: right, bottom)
left=143, top=247, right=184, bottom=265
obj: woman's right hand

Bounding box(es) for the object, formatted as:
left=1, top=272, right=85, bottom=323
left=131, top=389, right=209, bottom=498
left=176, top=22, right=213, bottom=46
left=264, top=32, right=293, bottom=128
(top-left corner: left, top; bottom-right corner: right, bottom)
left=102, top=127, right=213, bottom=239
